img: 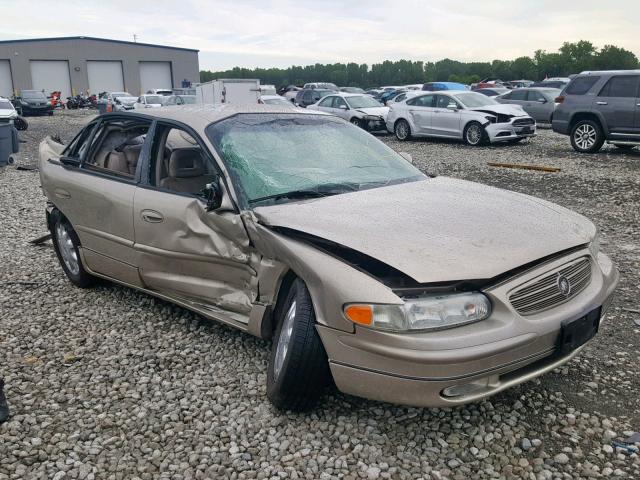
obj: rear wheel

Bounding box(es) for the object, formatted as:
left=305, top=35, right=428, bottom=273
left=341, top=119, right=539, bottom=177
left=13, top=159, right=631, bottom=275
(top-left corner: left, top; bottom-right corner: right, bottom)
left=394, top=119, right=411, bottom=141
left=570, top=120, right=604, bottom=153
left=267, top=278, right=331, bottom=411
left=50, top=210, right=96, bottom=288
left=464, top=121, right=486, bottom=146
left=613, top=144, right=636, bottom=151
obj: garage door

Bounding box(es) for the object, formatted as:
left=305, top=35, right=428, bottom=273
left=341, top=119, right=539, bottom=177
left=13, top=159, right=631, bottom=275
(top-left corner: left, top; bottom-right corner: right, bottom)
left=0, top=60, right=13, bottom=98
left=30, top=60, right=72, bottom=98
left=139, top=62, right=172, bottom=94
left=87, top=61, right=124, bottom=94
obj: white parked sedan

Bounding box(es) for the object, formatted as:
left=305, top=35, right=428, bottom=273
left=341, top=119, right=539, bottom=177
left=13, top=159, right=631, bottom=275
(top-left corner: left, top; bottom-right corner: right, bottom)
left=387, top=91, right=537, bottom=145
left=134, top=95, right=165, bottom=109
left=307, top=93, right=389, bottom=132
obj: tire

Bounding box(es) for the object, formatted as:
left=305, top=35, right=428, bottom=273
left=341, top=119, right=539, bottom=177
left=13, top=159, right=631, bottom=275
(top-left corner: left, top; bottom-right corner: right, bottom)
left=48, top=111, right=54, bottom=116
left=14, top=116, right=28, bottom=131
left=613, top=144, right=636, bottom=151
left=350, top=117, right=363, bottom=129
left=50, top=210, right=96, bottom=288
left=267, top=278, right=331, bottom=411
left=463, top=121, right=486, bottom=146
left=394, top=119, right=411, bottom=141
left=570, top=119, right=604, bottom=153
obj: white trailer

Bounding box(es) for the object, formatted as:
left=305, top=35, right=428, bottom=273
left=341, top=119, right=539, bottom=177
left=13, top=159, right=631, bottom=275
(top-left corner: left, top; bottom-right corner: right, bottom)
left=196, top=79, right=261, bottom=105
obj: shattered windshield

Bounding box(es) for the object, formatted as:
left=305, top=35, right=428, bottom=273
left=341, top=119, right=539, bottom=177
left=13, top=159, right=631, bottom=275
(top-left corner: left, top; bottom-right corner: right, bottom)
left=206, top=114, right=424, bottom=206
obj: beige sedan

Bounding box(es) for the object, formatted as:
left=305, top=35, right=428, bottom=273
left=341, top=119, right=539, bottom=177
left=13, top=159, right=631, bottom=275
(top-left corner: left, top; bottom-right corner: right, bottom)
left=39, top=105, right=618, bottom=411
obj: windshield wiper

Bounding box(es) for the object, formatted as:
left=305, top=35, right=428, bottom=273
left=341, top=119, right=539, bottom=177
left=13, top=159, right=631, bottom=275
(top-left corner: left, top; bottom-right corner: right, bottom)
left=249, top=182, right=361, bottom=205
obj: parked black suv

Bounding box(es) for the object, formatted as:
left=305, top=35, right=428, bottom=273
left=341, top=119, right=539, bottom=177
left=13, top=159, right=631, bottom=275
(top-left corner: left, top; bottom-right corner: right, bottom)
left=552, top=70, right=640, bottom=153
left=294, top=88, right=333, bottom=108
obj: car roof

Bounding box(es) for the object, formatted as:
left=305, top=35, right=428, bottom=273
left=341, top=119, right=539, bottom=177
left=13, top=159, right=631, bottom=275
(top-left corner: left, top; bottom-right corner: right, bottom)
left=106, top=104, right=329, bottom=130
left=578, top=70, right=640, bottom=76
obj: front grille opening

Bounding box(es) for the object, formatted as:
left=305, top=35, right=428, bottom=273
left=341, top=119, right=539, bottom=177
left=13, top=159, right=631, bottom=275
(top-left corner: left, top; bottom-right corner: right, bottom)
left=509, top=257, right=592, bottom=315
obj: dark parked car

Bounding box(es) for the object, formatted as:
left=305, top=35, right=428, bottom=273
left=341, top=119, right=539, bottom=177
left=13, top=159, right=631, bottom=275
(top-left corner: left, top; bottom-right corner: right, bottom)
left=552, top=70, right=640, bottom=153
left=496, top=88, right=561, bottom=123
left=294, top=89, right=334, bottom=108
left=12, top=90, right=53, bottom=116
left=474, top=88, right=511, bottom=97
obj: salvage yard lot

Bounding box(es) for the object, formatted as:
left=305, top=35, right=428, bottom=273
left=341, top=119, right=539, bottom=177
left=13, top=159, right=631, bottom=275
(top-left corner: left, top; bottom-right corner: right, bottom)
left=1, top=111, right=639, bottom=479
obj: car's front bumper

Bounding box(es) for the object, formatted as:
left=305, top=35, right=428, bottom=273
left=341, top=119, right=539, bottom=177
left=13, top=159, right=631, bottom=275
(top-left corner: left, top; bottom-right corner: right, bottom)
left=486, top=118, right=537, bottom=143
left=318, top=250, right=618, bottom=407
left=361, top=117, right=387, bottom=132
left=20, top=104, right=53, bottom=115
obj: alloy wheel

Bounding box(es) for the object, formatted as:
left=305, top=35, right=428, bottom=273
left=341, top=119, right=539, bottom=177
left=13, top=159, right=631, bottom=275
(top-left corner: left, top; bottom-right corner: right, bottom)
left=273, top=300, right=297, bottom=380
left=396, top=121, right=409, bottom=140
left=574, top=124, right=597, bottom=150
left=55, top=222, right=80, bottom=275
left=466, top=124, right=482, bottom=145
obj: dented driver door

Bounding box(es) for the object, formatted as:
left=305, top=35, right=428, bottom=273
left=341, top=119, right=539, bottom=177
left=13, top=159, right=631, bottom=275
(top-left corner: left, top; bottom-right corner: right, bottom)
left=132, top=123, right=259, bottom=325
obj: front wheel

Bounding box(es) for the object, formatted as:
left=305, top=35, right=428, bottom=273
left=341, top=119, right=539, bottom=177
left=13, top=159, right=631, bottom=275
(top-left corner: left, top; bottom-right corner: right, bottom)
left=267, top=278, right=331, bottom=411
left=50, top=210, right=96, bottom=288
left=350, top=117, right=363, bottom=129
left=394, top=119, right=411, bottom=141
left=464, top=121, right=486, bottom=146
left=570, top=120, right=604, bottom=153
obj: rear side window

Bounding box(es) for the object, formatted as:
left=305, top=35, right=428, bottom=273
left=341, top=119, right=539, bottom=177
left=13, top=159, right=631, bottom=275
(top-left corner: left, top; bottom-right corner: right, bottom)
left=599, top=75, right=640, bottom=98
left=407, top=95, right=435, bottom=107
left=565, top=76, right=600, bottom=95
left=509, top=90, right=527, bottom=101
left=527, top=90, right=546, bottom=102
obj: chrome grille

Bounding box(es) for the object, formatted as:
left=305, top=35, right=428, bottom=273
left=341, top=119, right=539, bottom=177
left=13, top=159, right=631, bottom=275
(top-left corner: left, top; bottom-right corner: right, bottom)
left=513, top=118, right=535, bottom=126
left=509, top=257, right=592, bottom=315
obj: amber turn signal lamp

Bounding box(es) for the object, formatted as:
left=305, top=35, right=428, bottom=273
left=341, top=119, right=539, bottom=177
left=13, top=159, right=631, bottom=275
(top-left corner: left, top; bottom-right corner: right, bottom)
left=344, top=305, right=373, bottom=325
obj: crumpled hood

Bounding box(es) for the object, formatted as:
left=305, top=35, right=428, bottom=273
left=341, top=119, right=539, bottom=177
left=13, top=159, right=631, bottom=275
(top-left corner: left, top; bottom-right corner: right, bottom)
left=253, top=177, right=595, bottom=283
left=355, top=106, right=389, bottom=118
left=470, top=103, right=525, bottom=116
left=116, top=97, right=137, bottom=105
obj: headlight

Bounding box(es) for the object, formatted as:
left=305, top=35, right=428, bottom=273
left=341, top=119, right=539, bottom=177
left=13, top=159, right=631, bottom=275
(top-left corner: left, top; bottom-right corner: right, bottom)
left=589, top=230, right=600, bottom=258
left=485, top=115, right=497, bottom=123
left=344, top=292, right=492, bottom=332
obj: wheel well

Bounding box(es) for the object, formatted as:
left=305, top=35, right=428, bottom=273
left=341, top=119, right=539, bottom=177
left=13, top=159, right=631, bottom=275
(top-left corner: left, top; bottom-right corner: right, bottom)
left=569, top=112, right=602, bottom=131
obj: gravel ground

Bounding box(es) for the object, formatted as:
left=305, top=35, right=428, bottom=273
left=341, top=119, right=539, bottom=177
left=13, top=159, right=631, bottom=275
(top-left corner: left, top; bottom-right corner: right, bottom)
left=1, top=111, right=639, bottom=480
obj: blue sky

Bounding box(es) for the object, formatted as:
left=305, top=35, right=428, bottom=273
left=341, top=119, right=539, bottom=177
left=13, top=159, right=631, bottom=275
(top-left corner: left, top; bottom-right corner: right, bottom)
left=1, top=0, right=638, bottom=70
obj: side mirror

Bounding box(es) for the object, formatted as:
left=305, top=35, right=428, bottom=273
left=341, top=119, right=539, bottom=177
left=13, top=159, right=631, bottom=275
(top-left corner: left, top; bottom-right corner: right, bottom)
left=204, top=179, right=223, bottom=211
left=447, top=104, right=458, bottom=111
left=339, top=105, right=348, bottom=110
left=59, top=156, right=80, bottom=167
left=538, top=99, right=547, bottom=103
left=399, top=152, right=413, bottom=164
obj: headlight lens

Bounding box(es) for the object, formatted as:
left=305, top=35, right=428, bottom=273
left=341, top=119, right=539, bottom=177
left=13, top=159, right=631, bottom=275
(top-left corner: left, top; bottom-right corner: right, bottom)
left=344, top=293, right=492, bottom=332
left=589, top=230, right=601, bottom=258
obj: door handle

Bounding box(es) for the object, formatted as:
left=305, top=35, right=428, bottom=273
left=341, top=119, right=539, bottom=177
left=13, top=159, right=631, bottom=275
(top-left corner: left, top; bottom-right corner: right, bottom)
left=596, top=101, right=608, bottom=105
left=141, top=209, right=164, bottom=223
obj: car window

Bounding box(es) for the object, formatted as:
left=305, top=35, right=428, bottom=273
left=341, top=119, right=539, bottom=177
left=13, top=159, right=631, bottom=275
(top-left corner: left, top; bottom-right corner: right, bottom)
left=407, top=95, right=435, bottom=107
left=318, top=96, right=333, bottom=107
left=435, top=95, right=459, bottom=109
left=527, top=90, right=546, bottom=102
left=333, top=97, right=347, bottom=108
left=150, top=125, right=218, bottom=196
left=83, top=119, right=151, bottom=179
left=509, top=90, right=527, bottom=101
left=501, top=92, right=512, bottom=100
left=599, top=75, right=640, bottom=98
left=65, top=123, right=97, bottom=159
left=395, top=93, right=407, bottom=102
left=565, top=76, right=600, bottom=95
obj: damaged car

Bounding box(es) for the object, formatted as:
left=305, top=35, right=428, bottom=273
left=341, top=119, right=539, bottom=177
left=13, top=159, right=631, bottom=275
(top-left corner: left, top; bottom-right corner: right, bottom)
left=307, top=93, right=389, bottom=131
left=387, top=91, right=537, bottom=145
left=38, top=106, right=618, bottom=411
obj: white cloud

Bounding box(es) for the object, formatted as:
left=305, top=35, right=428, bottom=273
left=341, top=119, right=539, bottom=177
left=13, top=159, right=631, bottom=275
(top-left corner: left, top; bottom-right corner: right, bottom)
left=0, top=0, right=637, bottom=69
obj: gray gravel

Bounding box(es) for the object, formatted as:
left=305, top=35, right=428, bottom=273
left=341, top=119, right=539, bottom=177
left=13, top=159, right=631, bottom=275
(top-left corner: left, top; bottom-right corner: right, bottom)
left=1, top=111, right=639, bottom=480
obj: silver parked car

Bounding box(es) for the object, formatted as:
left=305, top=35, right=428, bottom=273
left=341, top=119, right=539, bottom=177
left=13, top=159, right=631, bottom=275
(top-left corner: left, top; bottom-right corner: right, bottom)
left=387, top=91, right=536, bottom=145
left=307, top=93, right=389, bottom=131
left=496, top=88, right=561, bottom=123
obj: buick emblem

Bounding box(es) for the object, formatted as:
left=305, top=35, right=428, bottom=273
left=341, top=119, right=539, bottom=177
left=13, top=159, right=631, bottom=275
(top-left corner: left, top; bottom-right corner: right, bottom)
left=557, top=274, right=571, bottom=297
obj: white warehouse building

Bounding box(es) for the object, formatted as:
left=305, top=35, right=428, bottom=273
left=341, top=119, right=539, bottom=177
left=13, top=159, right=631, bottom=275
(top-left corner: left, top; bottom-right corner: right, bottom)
left=0, top=36, right=200, bottom=98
